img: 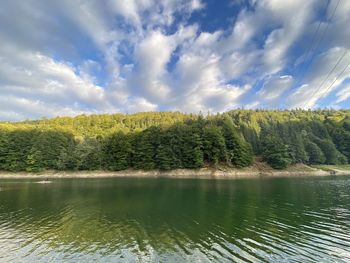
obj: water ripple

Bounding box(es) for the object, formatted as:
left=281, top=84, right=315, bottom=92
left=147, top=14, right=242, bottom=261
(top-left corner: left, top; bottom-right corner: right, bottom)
left=1, top=177, right=350, bottom=262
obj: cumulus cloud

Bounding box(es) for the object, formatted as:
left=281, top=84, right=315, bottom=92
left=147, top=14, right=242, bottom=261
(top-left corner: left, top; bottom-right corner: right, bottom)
left=130, top=31, right=176, bottom=102
left=0, top=0, right=349, bottom=120
left=0, top=45, right=117, bottom=120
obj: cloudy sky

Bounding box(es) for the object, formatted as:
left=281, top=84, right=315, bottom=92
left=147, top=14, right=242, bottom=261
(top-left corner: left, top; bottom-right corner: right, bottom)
left=1, top=0, right=350, bottom=120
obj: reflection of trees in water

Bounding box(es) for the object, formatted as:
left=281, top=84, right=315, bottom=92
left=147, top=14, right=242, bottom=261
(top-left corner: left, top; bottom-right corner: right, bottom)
left=0, top=178, right=349, bottom=261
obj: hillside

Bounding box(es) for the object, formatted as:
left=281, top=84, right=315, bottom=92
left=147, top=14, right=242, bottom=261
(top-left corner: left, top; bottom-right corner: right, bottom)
left=1, top=109, right=350, bottom=172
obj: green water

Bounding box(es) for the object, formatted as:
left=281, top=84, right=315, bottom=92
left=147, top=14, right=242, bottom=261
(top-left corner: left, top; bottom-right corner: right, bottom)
left=0, top=176, right=350, bottom=262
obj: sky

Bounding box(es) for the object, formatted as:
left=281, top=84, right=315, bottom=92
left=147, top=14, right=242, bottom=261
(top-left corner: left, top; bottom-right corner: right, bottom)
left=0, top=0, right=350, bottom=121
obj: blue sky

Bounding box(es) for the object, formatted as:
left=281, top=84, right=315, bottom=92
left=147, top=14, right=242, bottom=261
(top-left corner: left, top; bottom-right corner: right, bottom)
left=0, top=0, right=350, bottom=120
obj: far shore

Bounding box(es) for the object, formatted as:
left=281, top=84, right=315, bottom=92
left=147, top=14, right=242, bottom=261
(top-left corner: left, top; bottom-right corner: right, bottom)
left=0, top=163, right=349, bottom=180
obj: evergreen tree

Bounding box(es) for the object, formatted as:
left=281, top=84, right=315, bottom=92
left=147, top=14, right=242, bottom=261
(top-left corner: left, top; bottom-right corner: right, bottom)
left=0, top=131, right=9, bottom=170
left=261, top=135, right=292, bottom=169
left=1, top=109, right=350, bottom=171
left=314, top=138, right=343, bottom=165
left=181, top=126, right=203, bottom=168
left=240, top=124, right=260, bottom=154
left=304, top=140, right=326, bottom=164
left=103, top=132, right=132, bottom=171
left=328, top=127, right=350, bottom=162
left=156, top=129, right=183, bottom=170
left=221, top=117, right=253, bottom=167
left=202, top=125, right=227, bottom=165
left=131, top=127, right=160, bottom=170
left=289, top=134, right=309, bottom=163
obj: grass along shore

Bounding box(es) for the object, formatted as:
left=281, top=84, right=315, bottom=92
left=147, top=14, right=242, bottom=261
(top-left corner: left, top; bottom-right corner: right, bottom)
left=0, top=162, right=349, bottom=179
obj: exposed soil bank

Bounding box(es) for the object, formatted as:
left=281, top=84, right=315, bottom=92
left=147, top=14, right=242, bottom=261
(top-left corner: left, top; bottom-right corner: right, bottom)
left=0, top=163, right=349, bottom=180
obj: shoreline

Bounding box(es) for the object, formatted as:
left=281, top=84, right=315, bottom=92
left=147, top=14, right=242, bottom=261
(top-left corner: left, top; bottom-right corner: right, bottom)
left=0, top=164, right=349, bottom=180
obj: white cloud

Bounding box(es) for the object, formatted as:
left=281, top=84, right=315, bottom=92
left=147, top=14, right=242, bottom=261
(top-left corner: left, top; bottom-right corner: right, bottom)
left=288, top=47, right=350, bottom=108
left=129, top=31, right=177, bottom=102
left=0, top=95, right=97, bottom=121
left=336, top=82, right=350, bottom=103
left=219, top=9, right=259, bottom=54
left=257, top=75, right=293, bottom=107
left=260, top=0, right=317, bottom=74
left=126, top=97, right=158, bottom=113
left=168, top=53, right=247, bottom=112
left=0, top=45, right=119, bottom=119
left=0, top=0, right=349, bottom=120
left=107, top=0, right=142, bottom=28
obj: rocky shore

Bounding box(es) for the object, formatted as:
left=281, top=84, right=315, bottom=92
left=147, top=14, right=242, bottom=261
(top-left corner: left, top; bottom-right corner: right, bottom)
left=0, top=163, right=349, bottom=179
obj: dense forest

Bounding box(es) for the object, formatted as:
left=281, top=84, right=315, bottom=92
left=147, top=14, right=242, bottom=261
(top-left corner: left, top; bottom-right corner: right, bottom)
left=1, top=110, right=350, bottom=172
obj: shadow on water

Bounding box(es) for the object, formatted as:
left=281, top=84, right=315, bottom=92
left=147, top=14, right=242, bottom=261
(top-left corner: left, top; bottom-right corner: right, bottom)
left=0, top=176, right=350, bottom=262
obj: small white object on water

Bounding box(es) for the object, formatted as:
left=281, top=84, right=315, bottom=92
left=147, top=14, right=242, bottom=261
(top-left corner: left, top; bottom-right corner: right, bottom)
left=36, top=180, right=52, bottom=184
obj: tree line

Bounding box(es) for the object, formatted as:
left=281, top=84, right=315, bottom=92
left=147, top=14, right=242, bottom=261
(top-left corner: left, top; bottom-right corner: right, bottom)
left=1, top=109, right=350, bottom=172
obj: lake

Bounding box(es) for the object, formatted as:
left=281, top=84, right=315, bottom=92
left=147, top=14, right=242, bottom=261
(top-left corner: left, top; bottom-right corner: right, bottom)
left=0, top=176, right=350, bottom=262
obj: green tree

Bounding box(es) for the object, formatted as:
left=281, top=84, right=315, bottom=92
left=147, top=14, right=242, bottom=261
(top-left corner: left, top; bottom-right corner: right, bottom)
left=103, top=132, right=132, bottom=171
left=5, top=130, right=33, bottom=171
left=304, top=140, right=326, bottom=164
left=2, top=109, right=350, bottom=172
left=0, top=131, right=9, bottom=170
left=156, top=129, right=183, bottom=170
left=75, top=138, right=102, bottom=170
left=202, top=125, right=227, bottom=165
left=25, top=148, right=43, bottom=172
left=261, top=135, right=292, bottom=169
left=181, top=125, right=203, bottom=168
left=314, top=138, right=343, bottom=165
left=289, top=134, right=309, bottom=163
left=131, top=127, right=160, bottom=170
left=221, top=117, right=253, bottom=167
left=328, top=126, right=350, bottom=162
left=57, top=144, right=77, bottom=170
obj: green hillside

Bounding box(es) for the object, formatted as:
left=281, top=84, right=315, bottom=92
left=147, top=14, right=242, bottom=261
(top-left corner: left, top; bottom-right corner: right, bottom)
left=1, top=109, right=350, bottom=172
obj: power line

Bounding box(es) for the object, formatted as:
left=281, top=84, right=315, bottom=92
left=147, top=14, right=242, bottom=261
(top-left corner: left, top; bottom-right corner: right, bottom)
left=280, top=0, right=329, bottom=110
left=292, top=0, right=329, bottom=76
left=304, top=49, right=348, bottom=108
left=318, top=57, right=350, bottom=101
left=293, top=0, right=341, bottom=91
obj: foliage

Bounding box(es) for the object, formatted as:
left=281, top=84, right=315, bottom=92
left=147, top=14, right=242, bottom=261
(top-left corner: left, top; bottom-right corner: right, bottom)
left=304, top=140, right=326, bottom=164
left=261, top=134, right=292, bottom=169
left=103, top=132, right=131, bottom=171
left=1, top=109, right=350, bottom=171
left=202, top=125, right=227, bottom=165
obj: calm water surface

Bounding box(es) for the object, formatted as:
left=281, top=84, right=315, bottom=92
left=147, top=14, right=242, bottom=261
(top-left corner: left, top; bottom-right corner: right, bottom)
left=0, top=176, right=350, bottom=262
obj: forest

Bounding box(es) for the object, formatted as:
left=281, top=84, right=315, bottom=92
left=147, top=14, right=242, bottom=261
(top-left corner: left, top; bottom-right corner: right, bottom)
left=1, top=110, right=350, bottom=172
